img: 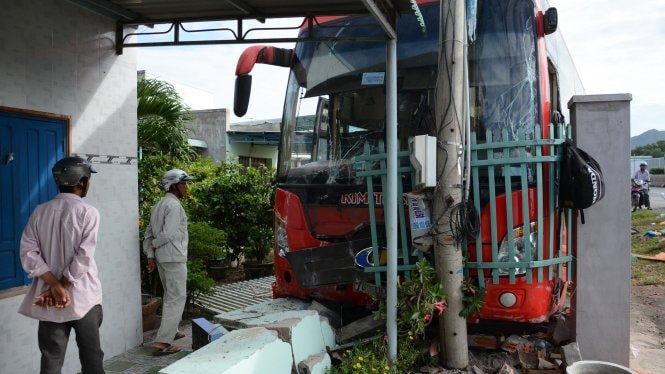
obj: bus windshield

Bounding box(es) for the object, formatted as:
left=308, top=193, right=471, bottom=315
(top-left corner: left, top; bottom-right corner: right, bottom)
left=468, top=0, right=539, bottom=142
left=278, top=0, right=540, bottom=185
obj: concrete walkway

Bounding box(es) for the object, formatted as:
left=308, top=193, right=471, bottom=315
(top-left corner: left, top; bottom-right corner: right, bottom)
left=103, top=276, right=275, bottom=373
left=103, top=321, right=194, bottom=374
left=647, top=186, right=665, bottom=210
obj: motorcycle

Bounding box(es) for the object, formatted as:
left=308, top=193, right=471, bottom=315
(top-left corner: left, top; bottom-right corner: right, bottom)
left=632, top=178, right=647, bottom=212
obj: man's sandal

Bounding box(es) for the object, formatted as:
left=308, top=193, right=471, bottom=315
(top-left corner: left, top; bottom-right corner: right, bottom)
left=152, top=344, right=181, bottom=356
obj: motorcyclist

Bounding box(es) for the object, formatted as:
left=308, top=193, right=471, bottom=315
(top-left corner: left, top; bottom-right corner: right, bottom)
left=632, top=178, right=647, bottom=212
left=633, top=161, right=651, bottom=210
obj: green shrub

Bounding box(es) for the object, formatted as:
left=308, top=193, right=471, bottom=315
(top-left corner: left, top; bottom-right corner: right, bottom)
left=188, top=222, right=230, bottom=263
left=650, top=167, right=664, bottom=175
left=186, top=259, right=216, bottom=311
left=333, top=260, right=484, bottom=372
left=375, top=259, right=447, bottom=336
left=329, top=333, right=426, bottom=373
left=189, top=162, right=275, bottom=263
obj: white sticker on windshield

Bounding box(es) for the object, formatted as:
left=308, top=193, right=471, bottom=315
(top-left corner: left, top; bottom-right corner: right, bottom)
left=361, top=72, right=385, bottom=85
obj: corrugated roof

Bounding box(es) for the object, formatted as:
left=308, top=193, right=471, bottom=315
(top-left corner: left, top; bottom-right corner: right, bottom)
left=196, top=276, right=275, bottom=314
left=230, top=120, right=280, bottom=133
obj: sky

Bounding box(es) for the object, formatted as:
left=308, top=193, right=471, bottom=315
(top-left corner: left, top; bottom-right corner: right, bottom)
left=136, top=18, right=298, bottom=123
left=137, top=0, right=665, bottom=136
left=555, top=0, right=665, bottom=136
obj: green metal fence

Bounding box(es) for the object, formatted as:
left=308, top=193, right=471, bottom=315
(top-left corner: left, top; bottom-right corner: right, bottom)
left=352, top=123, right=574, bottom=290
left=465, top=124, right=574, bottom=288
left=356, top=142, right=420, bottom=286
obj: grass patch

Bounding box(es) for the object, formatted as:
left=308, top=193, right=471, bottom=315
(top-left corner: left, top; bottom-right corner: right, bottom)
left=631, top=210, right=665, bottom=286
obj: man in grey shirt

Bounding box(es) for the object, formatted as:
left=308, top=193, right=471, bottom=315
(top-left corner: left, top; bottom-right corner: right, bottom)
left=634, top=161, right=651, bottom=210
left=143, top=169, right=193, bottom=355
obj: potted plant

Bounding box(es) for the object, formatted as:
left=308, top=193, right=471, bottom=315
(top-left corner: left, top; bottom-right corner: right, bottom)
left=141, top=293, right=161, bottom=332
left=188, top=163, right=276, bottom=280
left=243, top=224, right=275, bottom=279
left=188, top=222, right=230, bottom=280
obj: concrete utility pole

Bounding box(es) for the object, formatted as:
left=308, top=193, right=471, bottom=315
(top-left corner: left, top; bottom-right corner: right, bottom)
left=433, top=0, right=468, bottom=369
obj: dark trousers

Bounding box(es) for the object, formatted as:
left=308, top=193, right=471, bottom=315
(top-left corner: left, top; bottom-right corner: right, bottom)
left=38, top=304, right=105, bottom=374
left=644, top=190, right=651, bottom=208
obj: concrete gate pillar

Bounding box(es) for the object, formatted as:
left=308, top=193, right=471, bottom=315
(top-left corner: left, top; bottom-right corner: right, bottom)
left=568, top=94, right=632, bottom=366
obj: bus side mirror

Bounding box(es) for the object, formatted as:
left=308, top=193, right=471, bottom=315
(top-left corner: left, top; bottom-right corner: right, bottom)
left=234, top=74, right=252, bottom=117
left=544, top=8, right=558, bottom=35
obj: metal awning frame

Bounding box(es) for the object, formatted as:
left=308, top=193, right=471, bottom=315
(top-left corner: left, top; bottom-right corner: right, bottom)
left=116, top=16, right=389, bottom=55
left=97, top=0, right=403, bottom=54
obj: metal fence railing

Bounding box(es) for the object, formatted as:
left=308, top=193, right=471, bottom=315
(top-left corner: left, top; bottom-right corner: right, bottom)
left=465, top=124, right=574, bottom=288
left=356, top=142, right=420, bottom=287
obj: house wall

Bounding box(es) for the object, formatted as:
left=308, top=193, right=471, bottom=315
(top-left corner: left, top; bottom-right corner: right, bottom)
left=227, top=142, right=278, bottom=169
left=186, top=109, right=229, bottom=164
left=0, top=1, right=142, bottom=373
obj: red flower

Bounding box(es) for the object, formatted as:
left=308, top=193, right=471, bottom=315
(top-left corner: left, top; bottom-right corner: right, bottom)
left=424, top=313, right=432, bottom=321
left=433, top=300, right=447, bottom=315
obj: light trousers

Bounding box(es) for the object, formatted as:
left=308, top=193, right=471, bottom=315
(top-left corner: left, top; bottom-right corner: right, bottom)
left=154, top=261, right=187, bottom=344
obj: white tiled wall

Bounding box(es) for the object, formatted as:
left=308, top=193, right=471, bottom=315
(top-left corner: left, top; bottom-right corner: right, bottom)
left=0, top=0, right=142, bottom=372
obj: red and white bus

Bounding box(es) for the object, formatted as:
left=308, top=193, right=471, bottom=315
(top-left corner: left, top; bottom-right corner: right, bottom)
left=234, top=0, right=583, bottom=323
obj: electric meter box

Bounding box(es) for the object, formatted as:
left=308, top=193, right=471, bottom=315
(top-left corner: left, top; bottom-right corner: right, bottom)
left=410, top=135, right=437, bottom=188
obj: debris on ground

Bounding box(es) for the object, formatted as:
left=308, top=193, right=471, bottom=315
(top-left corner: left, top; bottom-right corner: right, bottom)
left=631, top=252, right=665, bottom=262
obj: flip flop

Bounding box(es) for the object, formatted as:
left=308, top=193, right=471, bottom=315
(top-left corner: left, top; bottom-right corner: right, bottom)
left=174, top=332, right=186, bottom=340
left=152, top=344, right=181, bottom=356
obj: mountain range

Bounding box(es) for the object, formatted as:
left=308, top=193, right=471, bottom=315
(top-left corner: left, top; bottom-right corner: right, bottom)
left=631, top=129, right=665, bottom=150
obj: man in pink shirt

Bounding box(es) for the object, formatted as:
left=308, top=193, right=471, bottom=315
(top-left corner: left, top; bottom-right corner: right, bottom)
left=18, top=156, right=104, bottom=374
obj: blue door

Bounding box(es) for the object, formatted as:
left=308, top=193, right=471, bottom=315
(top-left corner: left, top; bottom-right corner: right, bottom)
left=0, top=111, right=66, bottom=290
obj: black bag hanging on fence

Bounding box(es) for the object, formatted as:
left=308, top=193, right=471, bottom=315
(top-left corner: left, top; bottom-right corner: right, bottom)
left=559, top=139, right=605, bottom=224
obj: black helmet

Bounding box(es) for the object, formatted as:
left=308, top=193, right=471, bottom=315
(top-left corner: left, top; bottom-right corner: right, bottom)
left=52, top=156, right=97, bottom=186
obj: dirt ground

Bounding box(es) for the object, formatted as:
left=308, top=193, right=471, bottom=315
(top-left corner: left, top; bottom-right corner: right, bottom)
left=631, top=189, right=665, bottom=373
left=630, top=284, right=665, bottom=373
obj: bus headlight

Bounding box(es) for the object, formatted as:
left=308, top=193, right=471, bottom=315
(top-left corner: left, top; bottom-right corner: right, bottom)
left=497, top=222, right=537, bottom=276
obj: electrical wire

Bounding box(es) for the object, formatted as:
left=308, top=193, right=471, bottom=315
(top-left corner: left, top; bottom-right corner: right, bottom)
left=448, top=199, right=480, bottom=242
